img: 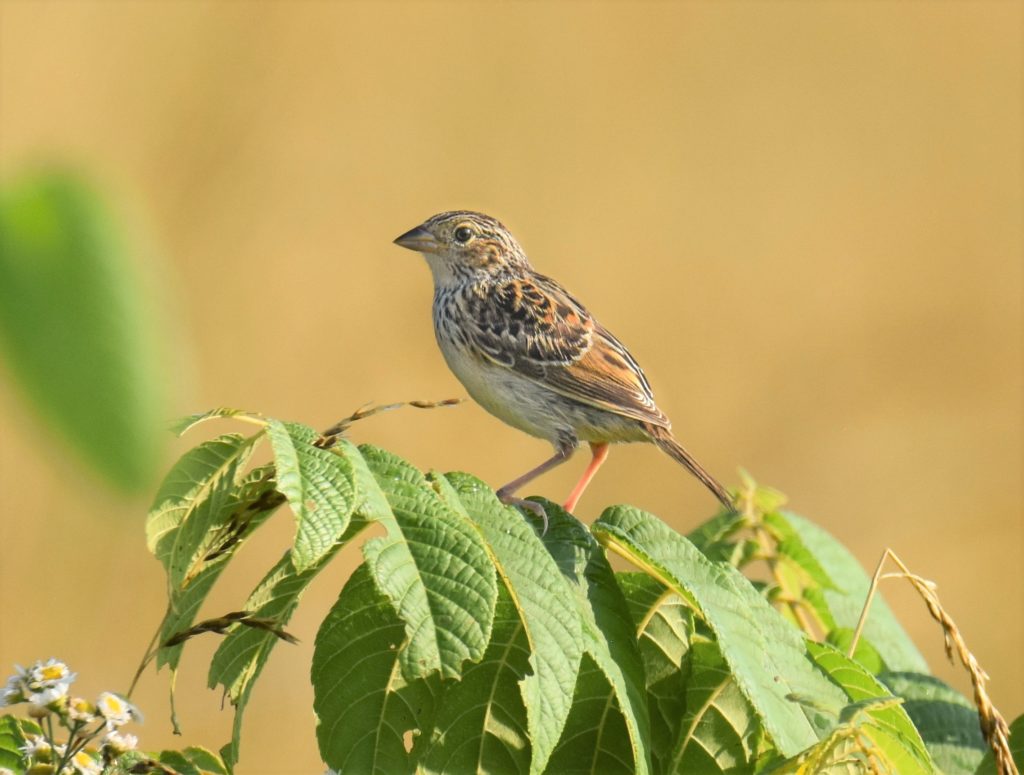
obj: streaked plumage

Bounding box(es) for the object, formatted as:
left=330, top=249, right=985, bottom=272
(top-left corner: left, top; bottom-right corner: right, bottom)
left=395, top=211, right=732, bottom=528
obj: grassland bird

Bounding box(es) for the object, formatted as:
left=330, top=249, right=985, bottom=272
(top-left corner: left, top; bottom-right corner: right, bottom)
left=394, top=211, right=732, bottom=529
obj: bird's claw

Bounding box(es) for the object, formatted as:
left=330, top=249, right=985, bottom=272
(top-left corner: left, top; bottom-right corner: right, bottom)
left=498, top=493, right=548, bottom=535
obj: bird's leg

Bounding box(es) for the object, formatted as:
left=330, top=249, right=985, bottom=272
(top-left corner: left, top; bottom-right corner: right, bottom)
left=496, top=443, right=576, bottom=533
left=563, top=442, right=610, bottom=513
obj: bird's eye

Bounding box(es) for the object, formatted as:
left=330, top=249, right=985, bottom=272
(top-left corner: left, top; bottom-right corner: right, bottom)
left=454, top=226, right=474, bottom=243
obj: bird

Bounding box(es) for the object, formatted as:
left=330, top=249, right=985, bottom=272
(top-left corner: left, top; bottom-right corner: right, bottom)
left=394, top=211, right=733, bottom=529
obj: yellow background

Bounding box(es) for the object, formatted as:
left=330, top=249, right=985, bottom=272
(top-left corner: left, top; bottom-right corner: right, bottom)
left=1, top=2, right=1020, bottom=772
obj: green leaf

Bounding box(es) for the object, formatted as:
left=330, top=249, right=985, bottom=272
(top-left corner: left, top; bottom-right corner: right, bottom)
left=0, top=714, right=25, bottom=771
left=358, top=446, right=497, bottom=681
left=781, top=512, right=928, bottom=673
left=265, top=419, right=356, bottom=572
left=146, top=433, right=259, bottom=572
left=162, top=435, right=261, bottom=596
left=770, top=701, right=917, bottom=775
left=153, top=750, right=203, bottom=775
left=825, top=628, right=886, bottom=676
left=763, top=512, right=834, bottom=591
left=686, top=511, right=748, bottom=565
left=545, top=655, right=634, bottom=775
left=0, top=170, right=168, bottom=492
left=313, top=564, right=439, bottom=775
left=538, top=502, right=650, bottom=775
left=132, top=748, right=227, bottom=775
left=435, top=473, right=583, bottom=775
left=147, top=434, right=276, bottom=671
left=617, top=572, right=693, bottom=767
left=593, top=505, right=845, bottom=757
left=156, top=464, right=282, bottom=671
left=208, top=514, right=367, bottom=770
left=808, top=642, right=933, bottom=774
left=420, top=584, right=531, bottom=775
left=170, top=407, right=254, bottom=436
left=667, top=639, right=760, bottom=774
left=179, top=746, right=229, bottom=774
left=879, top=672, right=986, bottom=775
left=974, top=712, right=1024, bottom=775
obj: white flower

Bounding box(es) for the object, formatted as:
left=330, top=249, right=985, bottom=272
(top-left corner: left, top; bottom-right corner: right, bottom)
left=29, top=684, right=69, bottom=707
left=69, top=750, right=101, bottom=775
left=0, top=766, right=16, bottom=775
left=0, top=670, right=25, bottom=706
left=20, top=659, right=75, bottom=708
left=19, top=733, right=52, bottom=760
left=30, top=658, right=75, bottom=687
left=103, top=729, right=138, bottom=753
left=67, top=696, right=97, bottom=723
left=96, top=692, right=142, bottom=727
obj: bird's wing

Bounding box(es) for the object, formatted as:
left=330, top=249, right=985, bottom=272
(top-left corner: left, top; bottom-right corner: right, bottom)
left=462, top=273, right=671, bottom=428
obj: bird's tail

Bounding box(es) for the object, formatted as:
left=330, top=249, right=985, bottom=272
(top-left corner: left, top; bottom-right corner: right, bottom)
left=646, top=424, right=734, bottom=510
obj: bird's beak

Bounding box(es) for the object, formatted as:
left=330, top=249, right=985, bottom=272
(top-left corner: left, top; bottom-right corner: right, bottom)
left=393, top=225, right=442, bottom=254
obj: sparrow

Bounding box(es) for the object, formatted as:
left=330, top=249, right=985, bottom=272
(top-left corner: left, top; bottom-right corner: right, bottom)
left=394, top=211, right=732, bottom=528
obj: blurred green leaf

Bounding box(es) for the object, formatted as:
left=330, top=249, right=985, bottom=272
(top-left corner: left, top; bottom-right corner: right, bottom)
left=0, top=170, right=169, bottom=492
left=0, top=714, right=25, bottom=771
left=974, top=713, right=1024, bottom=775
left=825, top=628, right=887, bottom=675
left=879, top=671, right=986, bottom=775
left=781, top=512, right=928, bottom=673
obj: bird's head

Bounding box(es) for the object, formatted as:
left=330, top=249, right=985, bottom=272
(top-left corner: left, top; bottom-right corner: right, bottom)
left=393, top=211, right=530, bottom=284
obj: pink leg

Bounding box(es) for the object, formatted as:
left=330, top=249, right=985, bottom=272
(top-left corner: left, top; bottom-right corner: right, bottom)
left=496, top=446, right=574, bottom=503
left=563, top=442, right=610, bottom=512
left=496, top=446, right=575, bottom=534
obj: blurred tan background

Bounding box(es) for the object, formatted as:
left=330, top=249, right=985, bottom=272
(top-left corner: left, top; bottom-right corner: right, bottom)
left=1, top=1, right=1020, bottom=772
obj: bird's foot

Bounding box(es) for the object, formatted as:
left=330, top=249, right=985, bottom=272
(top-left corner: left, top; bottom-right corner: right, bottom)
left=497, top=492, right=548, bottom=535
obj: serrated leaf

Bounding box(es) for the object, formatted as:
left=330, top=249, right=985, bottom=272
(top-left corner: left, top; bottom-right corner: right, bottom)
left=171, top=407, right=254, bottom=436
left=420, top=584, right=531, bottom=775
left=154, top=750, right=203, bottom=775
left=0, top=714, right=25, bottom=771
left=808, top=642, right=933, bottom=774
left=763, top=513, right=834, bottom=591
left=208, top=515, right=367, bottom=769
left=157, top=465, right=282, bottom=671
left=358, top=446, right=497, bottom=681
left=780, top=512, right=928, bottom=673
left=687, top=511, right=748, bottom=565
left=0, top=171, right=168, bottom=492
left=667, top=639, right=760, bottom=774
left=313, top=564, right=439, bottom=775
left=879, top=672, right=986, bottom=775
left=146, top=433, right=259, bottom=570
left=265, top=419, right=356, bottom=572
left=545, top=655, right=634, bottom=775
left=825, top=629, right=886, bottom=676
left=593, top=505, right=844, bottom=757
left=537, top=502, right=650, bottom=775
left=974, top=712, right=1024, bottom=775
left=617, top=572, right=693, bottom=767
left=434, top=473, right=583, bottom=775
left=180, top=746, right=229, bottom=774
